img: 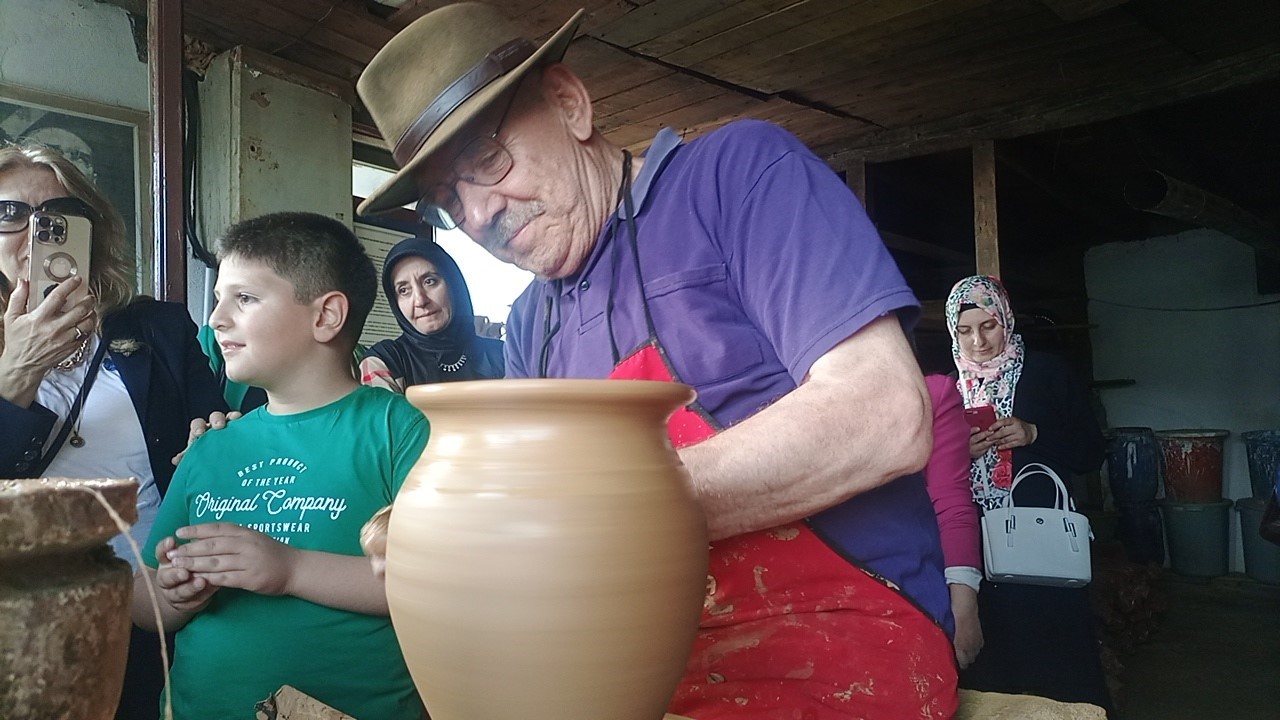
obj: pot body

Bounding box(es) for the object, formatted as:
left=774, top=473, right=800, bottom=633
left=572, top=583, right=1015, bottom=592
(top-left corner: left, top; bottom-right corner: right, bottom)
left=0, top=478, right=137, bottom=720
left=388, top=379, right=709, bottom=720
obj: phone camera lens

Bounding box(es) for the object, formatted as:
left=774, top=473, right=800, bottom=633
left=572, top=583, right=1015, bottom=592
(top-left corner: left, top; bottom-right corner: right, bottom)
left=36, top=229, right=51, bottom=242
left=36, top=215, right=53, bottom=229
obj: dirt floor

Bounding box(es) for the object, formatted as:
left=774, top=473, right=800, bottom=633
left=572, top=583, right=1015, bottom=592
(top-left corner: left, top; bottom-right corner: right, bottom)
left=1112, top=573, right=1280, bottom=720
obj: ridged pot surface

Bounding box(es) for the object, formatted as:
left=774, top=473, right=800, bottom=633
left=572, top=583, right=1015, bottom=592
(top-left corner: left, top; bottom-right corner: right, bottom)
left=389, top=379, right=709, bottom=720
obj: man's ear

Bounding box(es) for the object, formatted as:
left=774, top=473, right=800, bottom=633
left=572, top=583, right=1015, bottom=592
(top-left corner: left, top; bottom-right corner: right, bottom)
left=541, top=63, right=594, bottom=142
left=313, top=291, right=350, bottom=344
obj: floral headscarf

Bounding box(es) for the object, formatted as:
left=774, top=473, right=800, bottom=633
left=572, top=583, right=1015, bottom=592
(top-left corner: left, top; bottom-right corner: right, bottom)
left=945, top=275, right=1025, bottom=508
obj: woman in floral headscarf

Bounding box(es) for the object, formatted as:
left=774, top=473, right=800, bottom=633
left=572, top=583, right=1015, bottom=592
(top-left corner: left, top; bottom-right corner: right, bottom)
left=945, top=275, right=1112, bottom=713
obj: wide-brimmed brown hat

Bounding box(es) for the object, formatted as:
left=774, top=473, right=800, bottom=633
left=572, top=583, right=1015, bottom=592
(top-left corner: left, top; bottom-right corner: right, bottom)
left=356, top=3, right=584, bottom=216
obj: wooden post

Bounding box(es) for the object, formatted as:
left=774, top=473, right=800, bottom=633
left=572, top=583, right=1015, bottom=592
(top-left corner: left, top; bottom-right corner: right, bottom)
left=845, top=159, right=867, bottom=210
left=149, top=0, right=185, bottom=301
left=972, top=140, right=999, bottom=278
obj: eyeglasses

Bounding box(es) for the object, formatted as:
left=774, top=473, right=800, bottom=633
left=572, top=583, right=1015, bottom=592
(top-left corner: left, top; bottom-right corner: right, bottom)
left=0, top=197, right=96, bottom=233
left=415, top=86, right=522, bottom=231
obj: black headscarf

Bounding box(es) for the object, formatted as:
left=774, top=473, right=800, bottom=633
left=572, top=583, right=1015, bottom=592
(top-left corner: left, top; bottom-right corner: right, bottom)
left=365, top=237, right=504, bottom=385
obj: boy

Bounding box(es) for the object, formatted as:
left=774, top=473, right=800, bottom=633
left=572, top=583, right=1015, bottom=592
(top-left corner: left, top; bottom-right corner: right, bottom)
left=131, top=212, right=427, bottom=720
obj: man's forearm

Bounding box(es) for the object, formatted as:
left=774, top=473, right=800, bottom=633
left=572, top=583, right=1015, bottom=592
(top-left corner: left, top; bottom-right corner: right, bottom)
left=677, top=316, right=932, bottom=540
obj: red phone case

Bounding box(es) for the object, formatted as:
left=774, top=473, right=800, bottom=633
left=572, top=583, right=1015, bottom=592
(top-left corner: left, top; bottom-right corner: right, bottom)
left=963, top=405, right=997, bottom=431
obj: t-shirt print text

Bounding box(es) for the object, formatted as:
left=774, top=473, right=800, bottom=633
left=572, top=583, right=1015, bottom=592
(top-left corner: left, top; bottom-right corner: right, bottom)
left=190, top=455, right=350, bottom=543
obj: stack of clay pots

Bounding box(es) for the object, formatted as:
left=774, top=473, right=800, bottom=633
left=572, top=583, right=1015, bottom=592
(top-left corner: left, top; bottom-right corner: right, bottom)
left=1237, top=430, right=1280, bottom=585
left=1154, top=429, right=1231, bottom=577
left=1102, top=427, right=1164, bottom=565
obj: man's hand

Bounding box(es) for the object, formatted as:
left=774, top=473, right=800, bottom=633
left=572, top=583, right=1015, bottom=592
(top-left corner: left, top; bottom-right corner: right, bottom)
left=153, top=535, right=219, bottom=614
left=172, top=411, right=243, bottom=465
left=165, top=523, right=298, bottom=596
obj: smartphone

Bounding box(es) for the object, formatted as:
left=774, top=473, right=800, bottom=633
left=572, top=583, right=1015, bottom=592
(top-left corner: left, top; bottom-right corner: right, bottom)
left=963, top=404, right=997, bottom=432
left=26, top=210, right=92, bottom=313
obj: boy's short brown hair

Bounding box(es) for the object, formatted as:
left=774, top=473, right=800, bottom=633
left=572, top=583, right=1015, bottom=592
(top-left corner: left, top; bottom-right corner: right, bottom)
left=217, top=212, right=377, bottom=347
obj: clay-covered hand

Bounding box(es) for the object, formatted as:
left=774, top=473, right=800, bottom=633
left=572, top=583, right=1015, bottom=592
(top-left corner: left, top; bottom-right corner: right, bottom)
left=949, top=583, right=984, bottom=668
left=360, top=505, right=392, bottom=580
left=166, top=522, right=298, bottom=596
left=0, top=278, right=96, bottom=385
left=153, top=535, right=219, bottom=614
left=172, top=410, right=244, bottom=465
left=968, top=425, right=996, bottom=459
left=986, top=416, right=1038, bottom=451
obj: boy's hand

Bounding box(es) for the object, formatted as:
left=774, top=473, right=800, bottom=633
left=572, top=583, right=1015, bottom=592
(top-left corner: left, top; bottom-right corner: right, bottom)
left=154, top=535, right=219, bottom=614
left=167, top=522, right=298, bottom=596
left=172, top=411, right=243, bottom=465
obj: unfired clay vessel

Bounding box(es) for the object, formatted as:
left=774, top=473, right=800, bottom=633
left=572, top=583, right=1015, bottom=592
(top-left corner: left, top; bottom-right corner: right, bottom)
left=0, top=478, right=137, bottom=720
left=389, top=379, right=708, bottom=720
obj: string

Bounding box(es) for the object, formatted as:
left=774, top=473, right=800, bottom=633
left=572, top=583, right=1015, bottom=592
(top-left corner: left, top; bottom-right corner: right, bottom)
left=67, top=481, right=173, bottom=720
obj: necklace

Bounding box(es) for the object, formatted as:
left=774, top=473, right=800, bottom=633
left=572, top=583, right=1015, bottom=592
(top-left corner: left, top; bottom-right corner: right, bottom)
left=440, top=353, right=467, bottom=373
left=55, top=335, right=91, bottom=372
left=47, top=371, right=92, bottom=448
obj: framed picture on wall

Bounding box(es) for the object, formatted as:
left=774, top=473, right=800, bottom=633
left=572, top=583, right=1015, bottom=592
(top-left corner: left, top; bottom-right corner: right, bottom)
left=0, top=83, right=152, bottom=293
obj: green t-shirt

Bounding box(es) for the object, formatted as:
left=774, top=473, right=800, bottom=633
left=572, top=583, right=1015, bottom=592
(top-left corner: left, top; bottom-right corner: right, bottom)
left=145, top=385, right=429, bottom=720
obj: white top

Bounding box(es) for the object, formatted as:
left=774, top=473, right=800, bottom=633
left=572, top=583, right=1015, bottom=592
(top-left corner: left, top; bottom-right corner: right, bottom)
left=38, top=338, right=158, bottom=571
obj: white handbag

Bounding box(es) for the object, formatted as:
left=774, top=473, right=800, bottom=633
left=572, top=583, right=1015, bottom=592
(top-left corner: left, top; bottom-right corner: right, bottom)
left=981, top=462, right=1092, bottom=587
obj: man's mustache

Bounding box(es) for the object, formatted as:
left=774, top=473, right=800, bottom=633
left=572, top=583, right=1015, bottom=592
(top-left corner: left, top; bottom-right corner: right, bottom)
left=480, top=202, right=544, bottom=250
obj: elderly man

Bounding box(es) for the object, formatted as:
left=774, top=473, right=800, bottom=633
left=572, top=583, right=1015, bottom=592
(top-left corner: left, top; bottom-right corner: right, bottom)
left=357, top=4, right=957, bottom=718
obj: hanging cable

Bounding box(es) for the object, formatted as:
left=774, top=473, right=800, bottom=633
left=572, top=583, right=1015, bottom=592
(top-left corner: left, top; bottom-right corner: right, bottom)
left=182, top=68, right=217, bottom=269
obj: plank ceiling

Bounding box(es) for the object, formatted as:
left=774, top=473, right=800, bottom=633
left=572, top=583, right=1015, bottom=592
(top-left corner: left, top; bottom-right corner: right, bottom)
left=101, top=0, right=1280, bottom=308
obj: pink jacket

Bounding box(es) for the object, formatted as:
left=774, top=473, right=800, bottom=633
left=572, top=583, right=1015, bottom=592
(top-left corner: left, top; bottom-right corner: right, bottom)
left=924, top=374, right=982, bottom=570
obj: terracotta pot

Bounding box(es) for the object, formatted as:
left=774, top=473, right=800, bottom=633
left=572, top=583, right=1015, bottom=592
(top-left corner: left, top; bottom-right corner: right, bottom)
left=1155, top=429, right=1230, bottom=503
left=389, top=379, right=708, bottom=720
left=0, top=478, right=138, bottom=720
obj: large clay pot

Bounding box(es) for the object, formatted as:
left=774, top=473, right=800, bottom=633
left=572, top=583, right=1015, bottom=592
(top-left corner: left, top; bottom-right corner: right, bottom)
left=388, top=379, right=708, bottom=720
left=0, top=478, right=138, bottom=720
left=1155, top=429, right=1230, bottom=503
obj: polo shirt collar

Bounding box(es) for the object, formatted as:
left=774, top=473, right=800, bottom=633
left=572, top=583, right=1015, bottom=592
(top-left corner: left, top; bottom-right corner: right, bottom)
left=557, top=128, right=683, bottom=293
left=619, top=127, right=682, bottom=220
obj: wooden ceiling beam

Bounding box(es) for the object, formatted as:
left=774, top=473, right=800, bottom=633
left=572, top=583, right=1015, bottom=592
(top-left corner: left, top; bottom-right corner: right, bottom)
left=881, top=230, right=972, bottom=266
left=822, top=42, right=1280, bottom=164
left=1036, top=0, right=1129, bottom=22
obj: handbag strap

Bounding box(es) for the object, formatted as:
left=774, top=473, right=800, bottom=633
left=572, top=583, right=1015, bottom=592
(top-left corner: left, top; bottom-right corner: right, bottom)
left=1000, top=462, right=1075, bottom=512
left=31, top=339, right=109, bottom=477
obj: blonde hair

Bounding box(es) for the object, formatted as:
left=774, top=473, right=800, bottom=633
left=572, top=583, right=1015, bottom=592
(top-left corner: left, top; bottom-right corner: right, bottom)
left=0, top=141, right=137, bottom=352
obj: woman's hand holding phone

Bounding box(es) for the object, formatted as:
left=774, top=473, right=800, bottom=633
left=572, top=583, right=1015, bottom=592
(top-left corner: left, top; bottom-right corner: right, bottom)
left=964, top=404, right=1038, bottom=457
left=2, top=276, right=95, bottom=369
left=964, top=405, right=997, bottom=458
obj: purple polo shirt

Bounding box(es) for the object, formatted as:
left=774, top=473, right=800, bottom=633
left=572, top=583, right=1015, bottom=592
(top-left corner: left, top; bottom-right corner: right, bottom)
left=506, top=120, right=951, bottom=634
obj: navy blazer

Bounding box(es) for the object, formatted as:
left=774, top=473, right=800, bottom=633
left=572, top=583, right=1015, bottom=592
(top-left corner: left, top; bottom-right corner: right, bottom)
left=1, top=299, right=228, bottom=492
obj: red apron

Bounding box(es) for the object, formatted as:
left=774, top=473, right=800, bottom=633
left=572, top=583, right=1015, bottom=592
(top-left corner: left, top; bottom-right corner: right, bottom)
left=610, top=343, right=958, bottom=720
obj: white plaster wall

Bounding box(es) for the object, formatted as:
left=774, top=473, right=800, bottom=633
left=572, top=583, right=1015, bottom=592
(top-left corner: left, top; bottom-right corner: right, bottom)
left=0, top=0, right=148, bottom=111
left=1086, top=230, right=1280, bottom=571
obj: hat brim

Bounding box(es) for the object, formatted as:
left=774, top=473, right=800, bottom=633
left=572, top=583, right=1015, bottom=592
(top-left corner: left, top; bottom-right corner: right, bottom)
left=357, top=10, right=584, bottom=217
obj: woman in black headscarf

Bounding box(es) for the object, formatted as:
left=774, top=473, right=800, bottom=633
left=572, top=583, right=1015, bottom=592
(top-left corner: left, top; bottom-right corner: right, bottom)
left=360, top=237, right=504, bottom=392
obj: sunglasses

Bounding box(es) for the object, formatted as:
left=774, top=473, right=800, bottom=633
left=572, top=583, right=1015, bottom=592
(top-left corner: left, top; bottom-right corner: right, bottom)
left=0, top=197, right=96, bottom=233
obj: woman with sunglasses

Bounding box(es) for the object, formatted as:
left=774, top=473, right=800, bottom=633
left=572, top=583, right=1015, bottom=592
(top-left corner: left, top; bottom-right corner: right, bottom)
left=0, top=140, right=226, bottom=720
left=360, top=236, right=504, bottom=392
